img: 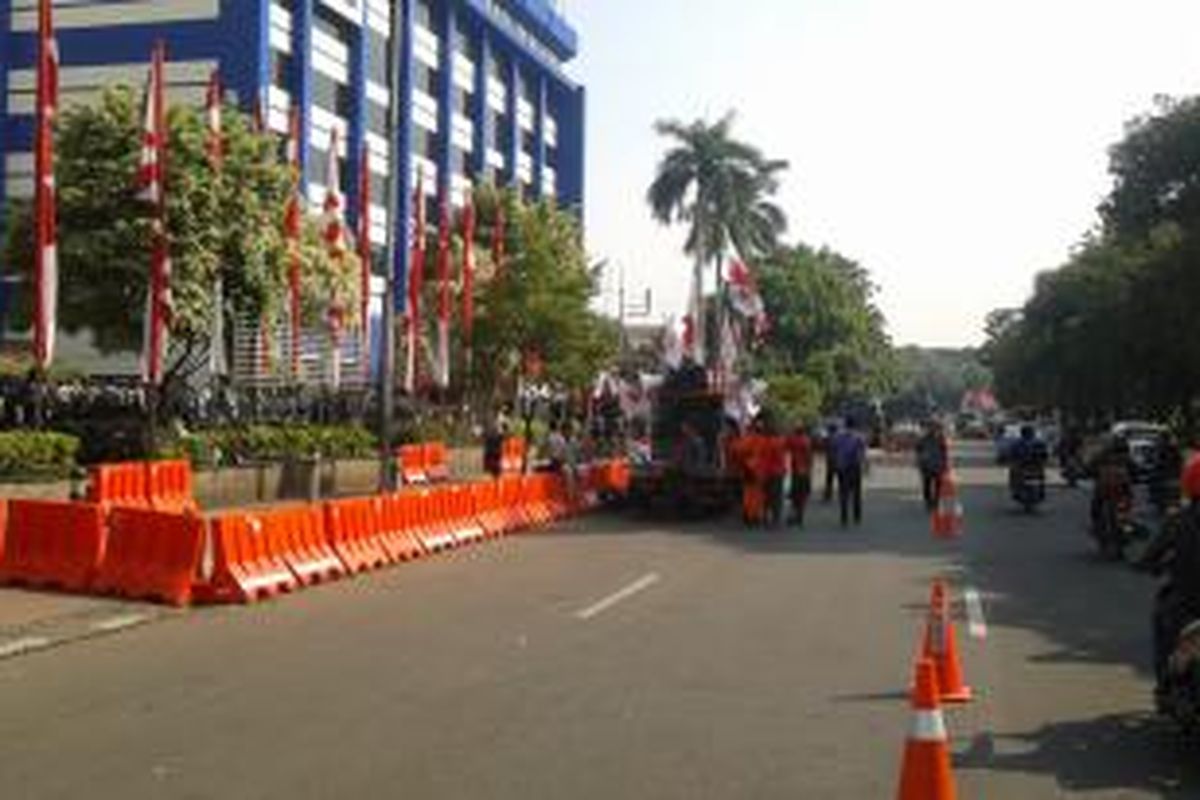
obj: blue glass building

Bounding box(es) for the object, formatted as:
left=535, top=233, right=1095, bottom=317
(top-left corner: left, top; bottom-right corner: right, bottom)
left=0, top=0, right=584, bottom=313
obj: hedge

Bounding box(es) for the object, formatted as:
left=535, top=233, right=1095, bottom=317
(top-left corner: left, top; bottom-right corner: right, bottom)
left=0, top=431, right=82, bottom=481
left=175, top=424, right=379, bottom=467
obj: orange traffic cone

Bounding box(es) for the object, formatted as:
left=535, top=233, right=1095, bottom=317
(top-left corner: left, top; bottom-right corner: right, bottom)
left=931, top=472, right=964, bottom=539
left=896, top=657, right=957, bottom=800
left=922, top=580, right=973, bottom=704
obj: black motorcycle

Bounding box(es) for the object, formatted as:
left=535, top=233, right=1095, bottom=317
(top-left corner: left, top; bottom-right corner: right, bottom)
left=1157, top=610, right=1200, bottom=733
left=1091, top=492, right=1140, bottom=560
left=1010, top=463, right=1046, bottom=513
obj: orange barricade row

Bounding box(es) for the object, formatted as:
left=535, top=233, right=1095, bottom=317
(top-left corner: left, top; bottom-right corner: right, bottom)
left=266, top=505, right=346, bottom=586
left=0, top=499, right=7, bottom=563
left=398, top=444, right=428, bottom=486
left=378, top=494, right=426, bottom=562
left=325, top=498, right=391, bottom=573
left=424, top=442, right=451, bottom=483
left=208, top=512, right=298, bottom=602
left=95, top=507, right=204, bottom=606
left=411, top=488, right=458, bottom=552
left=472, top=481, right=508, bottom=538
left=500, top=475, right=530, bottom=531
left=444, top=484, right=486, bottom=546
left=88, top=462, right=149, bottom=508
left=146, top=460, right=197, bottom=513
left=0, top=499, right=106, bottom=592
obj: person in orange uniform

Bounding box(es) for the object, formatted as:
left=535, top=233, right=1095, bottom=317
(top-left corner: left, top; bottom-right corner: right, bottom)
left=761, top=419, right=789, bottom=528
left=786, top=423, right=814, bottom=527
left=739, top=422, right=766, bottom=526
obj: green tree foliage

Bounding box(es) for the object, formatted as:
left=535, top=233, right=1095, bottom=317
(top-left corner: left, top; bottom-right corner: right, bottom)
left=889, top=346, right=992, bottom=417
left=468, top=187, right=617, bottom=398
left=4, top=86, right=359, bottom=378
left=752, top=244, right=894, bottom=409
left=984, top=94, right=1200, bottom=428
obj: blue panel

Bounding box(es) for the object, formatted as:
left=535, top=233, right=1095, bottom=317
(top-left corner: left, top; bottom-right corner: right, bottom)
left=292, top=0, right=315, bottom=187
left=556, top=85, right=584, bottom=216
left=436, top=0, right=454, bottom=202
left=0, top=0, right=10, bottom=257
left=6, top=20, right=227, bottom=69
left=219, top=0, right=270, bottom=115
left=471, top=23, right=488, bottom=178
left=532, top=73, right=546, bottom=198
left=505, top=59, right=519, bottom=187
left=347, top=11, right=367, bottom=227
left=462, top=0, right=576, bottom=61
left=393, top=0, right=415, bottom=312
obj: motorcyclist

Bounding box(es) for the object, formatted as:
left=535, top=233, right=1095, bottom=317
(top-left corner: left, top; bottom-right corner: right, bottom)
left=1008, top=424, right=1047, bottom=495
left=1150, top=431, right=1184, bottom=513
left=1139, top=453, right=1200, bottom=700
left=1091, top=437, right=1133, bottom=534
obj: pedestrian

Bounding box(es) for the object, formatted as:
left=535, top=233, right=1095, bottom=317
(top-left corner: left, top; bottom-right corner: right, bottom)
left=915, top=420, right=948, bottom=512
left=761, top=417, right=788, bottom=528
left=830, top=416, right=867, bottom=526
left=483, top=414, right=506, bottom=479
left=786, top=423, right=814, bottom=526
left=739, top=423, right=767, bottom=526
left=822, top=421, right=838, bottom=503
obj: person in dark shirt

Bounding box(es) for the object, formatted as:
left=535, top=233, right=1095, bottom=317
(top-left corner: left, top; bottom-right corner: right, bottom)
left=915, top=421, right=949, bottom=512
left=760, top=420, right=788, bottom=528
left=829, top=416, right=867, bottom=526
left=786, top=424, right=814, bottom=527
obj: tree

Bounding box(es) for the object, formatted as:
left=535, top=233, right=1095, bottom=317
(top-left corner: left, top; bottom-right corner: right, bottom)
left=751, top=244, right=894, bottom=410
left=468, top=187, right=617, bottom=401
left=647, top=113, right=788, bottom=354
left=4, top=86, right=359, bottom=382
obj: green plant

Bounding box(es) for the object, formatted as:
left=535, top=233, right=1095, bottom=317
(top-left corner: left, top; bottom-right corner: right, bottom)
left=172, top=424, right=379, bottom=467
left=0, top=431, right=81, bottom=481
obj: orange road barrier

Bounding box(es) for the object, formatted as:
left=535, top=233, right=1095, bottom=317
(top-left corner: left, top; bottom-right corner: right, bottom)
left=472, top=480, right=508, bottom=538
left=87, top=462, right=150, bottom=508
left=95, top=507, right=204, bottom=606
left=922, top=580, right=973, bottom=704
left=265, top=505, right=346, bottom=585
left=499, top=475, right=529, bottom=531
left=208, top=512, right=299, bottom=602
left=146, top=459, right=197, bottom=513
left=407, top=489, right=456, bottom=553
left=424, top=442, right=451, bottom=483
left=896, top=657, right=957, bottom=800
left=325, top=498, right=391, bottom=573
left=398, top=444, right=428, bottom=486
left=0, top=499, right=7, bottom=563
left=444, top=483, right=486, bottom=546
left=0, top=499, right=106, bottom=592
left=931, top=472, right=964, bottom=538
left=501, top=437, right=527, bottom=474
left=377, top=493, right=426, bottom=562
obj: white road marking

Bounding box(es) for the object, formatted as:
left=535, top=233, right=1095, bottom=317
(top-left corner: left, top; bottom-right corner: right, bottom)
left=0, top=636, right=52, bottom=659
left=91, top=613, right=153, bottom=633
left=964, top=587, right=988, bottom=640
left=575, top=573, right=661, bottom=620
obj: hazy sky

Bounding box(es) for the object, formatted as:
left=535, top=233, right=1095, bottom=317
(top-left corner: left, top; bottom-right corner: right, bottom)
left=568, top=0, right=1200, bottom=346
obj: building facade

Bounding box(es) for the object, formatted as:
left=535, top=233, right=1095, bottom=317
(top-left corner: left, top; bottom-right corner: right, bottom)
left=0, top=0, right=584, bottom=313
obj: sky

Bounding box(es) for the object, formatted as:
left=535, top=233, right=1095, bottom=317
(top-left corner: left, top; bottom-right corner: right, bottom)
left=566, top=0, right=1200, bottom=347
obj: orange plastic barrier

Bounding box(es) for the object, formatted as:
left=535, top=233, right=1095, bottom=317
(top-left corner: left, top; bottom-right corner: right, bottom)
left=146, top=459, right=197, bottom=513
left=377, top=494, right=425, bottom=561
left=209, top=512, right=299, bottom=602
left=520, top=475, right=551, bottom=528
left=95, top=507, right=204, bottom=606
left=499, top=475, right=529, bottom=531
left=472, top=481, right=507, bottom=538
left=409, top=488, right=458, bottom=552
left=265, top=505, right=346, bottom=586
left=398, top=444, right=428, bottom=485
left=501, top=437, right=527, bottom=474
left=443, top=484, right=486, bottom=546
left=424, top=442, right=451, bottom=483
left=87, top=462, right=149, bottom=508
left=0, top=499, right=7, bottom=562
left=324, top=498, right=391, bottom=573
left=0, top=499, right=106, bottom=592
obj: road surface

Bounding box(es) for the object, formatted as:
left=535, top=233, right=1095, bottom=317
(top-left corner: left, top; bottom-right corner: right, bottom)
left=1, top=443, right=1194, bottom=798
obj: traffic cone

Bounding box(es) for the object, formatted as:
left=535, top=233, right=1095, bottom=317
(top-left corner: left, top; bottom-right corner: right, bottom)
left=921, top=581, right=973, bottom=704
left=896, top=657, right=957, bottom=800
left=931, top=472, right=963, bottom=539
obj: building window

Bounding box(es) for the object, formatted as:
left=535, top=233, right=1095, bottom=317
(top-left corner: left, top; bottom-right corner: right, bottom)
left=313, top=4, right=350, bottom=41
left=415, top=0, right=434, bottom=29
left=494, top=113, right=511, bottom=153
left=414, top=62, right=440, bottom=98
left=367, top=28, right=391, bottom=86
left=270, top=49, right=292, bottom=90
left=488, top=52, right=506, bottom=82
left=314, top=73, right=353, bottom=120
left=454, top=87, right=473, bottom=116
left=369, top=171, right=389, bottom=206
left=366, top=101, right=389, bottom=136
left=521, top=129, right=535, bottom=155
left=454, top=17, right=479, bottom=61
left=414, top=126, right=440, bottom=163
left=449, top=147, right=467, bottom=177
left=307, top=146, right=346, bottom=193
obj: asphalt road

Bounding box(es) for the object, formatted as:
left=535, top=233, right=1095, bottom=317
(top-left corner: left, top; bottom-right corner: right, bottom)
left=1, top=443, right=1195, bottom=798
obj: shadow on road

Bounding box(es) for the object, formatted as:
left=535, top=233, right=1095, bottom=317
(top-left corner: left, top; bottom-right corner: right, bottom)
left=958, top=712, right=1200, bottom=797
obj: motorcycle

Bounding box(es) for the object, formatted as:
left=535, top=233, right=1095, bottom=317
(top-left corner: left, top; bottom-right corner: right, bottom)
left=1158, top=613, right=1200, bottom=732
left=1060, top=453, right=1085, bottom=488
left=1009, top=462, right=1046, bottom=513
left=1091, top=491, right=1148, bottom=560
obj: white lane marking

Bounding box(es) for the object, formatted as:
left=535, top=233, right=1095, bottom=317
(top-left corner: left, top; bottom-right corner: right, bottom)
left=964, top=587, right=988, bottom=640
left=575, top=573, right=661, bottom=620
left=0, top=636, right=52, bottom=659
left=91, top=612, right=153, bottom=633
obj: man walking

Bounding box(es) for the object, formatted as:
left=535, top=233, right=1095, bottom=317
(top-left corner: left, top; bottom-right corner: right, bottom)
left=915, top=420, right=948, bottom=512
left=830, top=416, right=867, bottom=526
left=786, top=423, right=814, bottom=527
left=761, top=418, right=788, bottom=528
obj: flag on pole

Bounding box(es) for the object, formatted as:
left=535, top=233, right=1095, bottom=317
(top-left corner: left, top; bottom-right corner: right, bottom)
left=32, top=0, right=58, bottom=371
left=283, top=106, right=303, bottom=379
left=322, top=128, right=347, bottom=389
left=204, top=69, right=228, bottom=378
left=138, top=41, right=172, bottom=386
left=682, top=274, right=703, bottom=364
left=435, top=192, right=451, bottom=389
left=358, top=145, right=372, bottom=378
left=405, top=176, right=426, bottom=395
left=461, top=198, right=475, bottom=374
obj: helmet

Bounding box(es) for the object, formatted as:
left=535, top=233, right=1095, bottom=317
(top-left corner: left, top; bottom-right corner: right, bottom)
left=1183, top=452, right=1200, bottom=502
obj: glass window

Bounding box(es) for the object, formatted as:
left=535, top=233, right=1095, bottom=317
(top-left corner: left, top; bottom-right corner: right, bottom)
left=415, top=0, right=434, bottom=29
left=414, top=62, right=440, bottom=98
left=367, top=29, right=391, bottom=86
left=369, top=171, right=389, bottom=206
left=313, top=4, right=348, bottom=40
left=270, top=49, right=292, bottom=90
left=313, top=73, right=353, bottom=120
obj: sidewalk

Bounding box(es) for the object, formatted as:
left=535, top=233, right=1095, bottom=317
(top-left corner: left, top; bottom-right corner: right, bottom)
left=0, top=588, right=174, bottom=660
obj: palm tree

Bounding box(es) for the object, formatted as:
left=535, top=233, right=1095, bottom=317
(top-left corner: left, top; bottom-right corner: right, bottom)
left=647, top=113, right=788, bottom=362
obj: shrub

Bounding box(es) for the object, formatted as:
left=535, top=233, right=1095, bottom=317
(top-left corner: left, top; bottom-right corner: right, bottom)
left=0, top=431, right=81, bottom=481
left=175, top=424, right=379, bottom=467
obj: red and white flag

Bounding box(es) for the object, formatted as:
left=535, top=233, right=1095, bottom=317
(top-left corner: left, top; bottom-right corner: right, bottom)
left=727, top=258, right=765, bottom=321
left=435, top=193, right=451, bottom=389
left=204, top=69, right=223, bottom=170
left=405, top=175, right=426, bottom=394
left=138, top=42, right=172, bottom=386
left=358, top=145, right=372, bottom=377
left=461, top=199, right=475, bottom=372
left=322, top=129, right=346, bottom=388
left=284, top=107, right=303, bottom=378
left=32, top=0, right=58, bottom=371
left=683, top=274, right=703, bottom=364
